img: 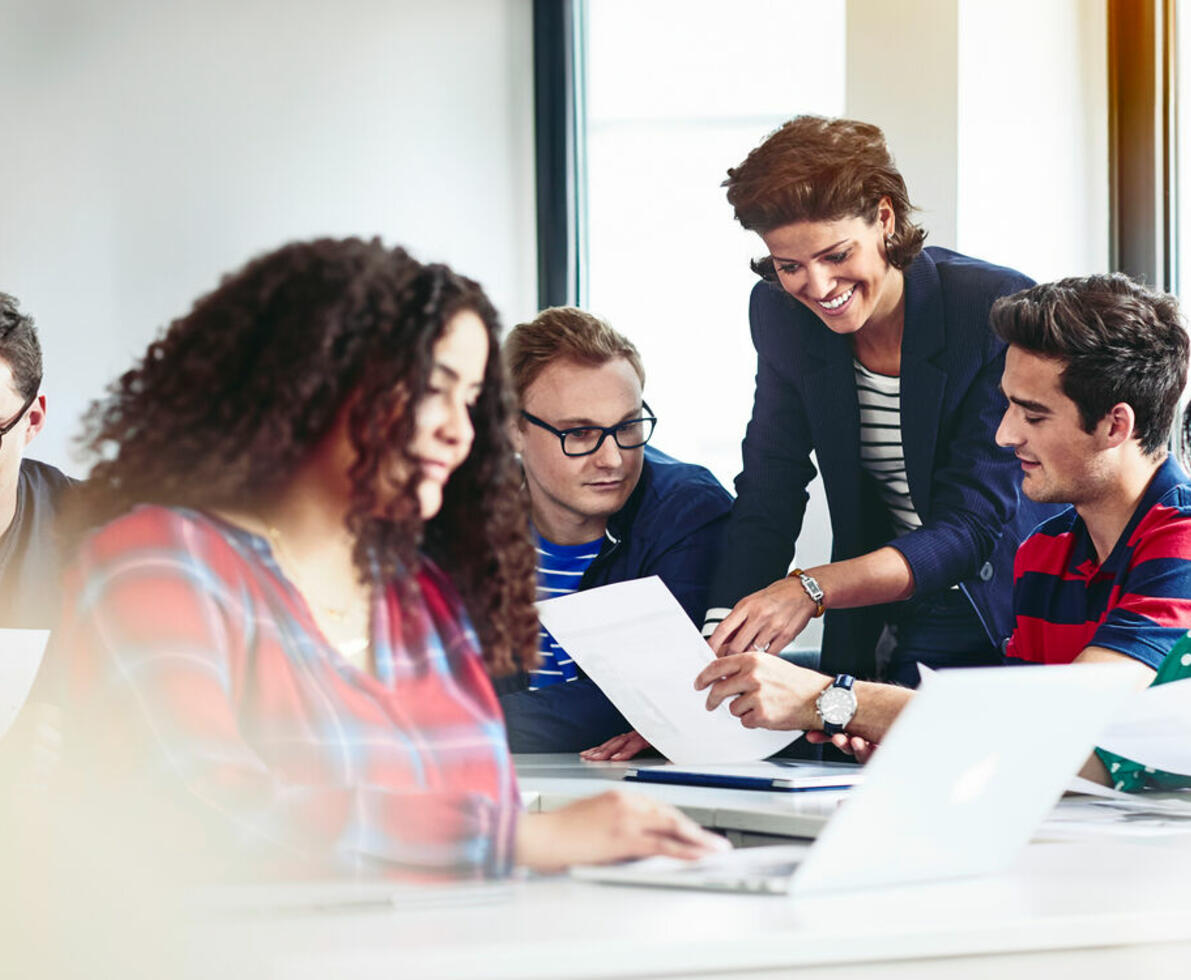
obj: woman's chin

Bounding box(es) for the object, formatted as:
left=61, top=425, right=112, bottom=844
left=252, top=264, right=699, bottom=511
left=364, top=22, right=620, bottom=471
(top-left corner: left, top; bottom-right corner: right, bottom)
left=417, top=482, right=444, bottom=520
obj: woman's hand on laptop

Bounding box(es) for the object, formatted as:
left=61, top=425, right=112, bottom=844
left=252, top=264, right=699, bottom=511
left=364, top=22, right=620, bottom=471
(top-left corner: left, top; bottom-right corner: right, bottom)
left=581, top=730, right=651, bottom=761
left=515, top=789, right=730, bottom=872
left=806, top=729, right=878, bottom=764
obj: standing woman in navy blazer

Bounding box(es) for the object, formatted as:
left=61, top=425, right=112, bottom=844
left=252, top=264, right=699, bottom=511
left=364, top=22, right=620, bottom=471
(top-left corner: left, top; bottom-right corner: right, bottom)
left=704, top=116, right=1056, bottom=687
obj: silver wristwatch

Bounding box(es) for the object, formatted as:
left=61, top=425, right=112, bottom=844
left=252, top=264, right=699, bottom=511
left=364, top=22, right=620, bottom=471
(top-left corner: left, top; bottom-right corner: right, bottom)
left=815, top=674, right=857, bottom=735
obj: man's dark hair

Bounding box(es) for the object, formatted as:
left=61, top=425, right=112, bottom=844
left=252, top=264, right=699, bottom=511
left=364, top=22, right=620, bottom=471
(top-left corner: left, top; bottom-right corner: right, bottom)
left=990, top=274, right=1189, bottom=455
left=0, top=293, right=44, bottom=398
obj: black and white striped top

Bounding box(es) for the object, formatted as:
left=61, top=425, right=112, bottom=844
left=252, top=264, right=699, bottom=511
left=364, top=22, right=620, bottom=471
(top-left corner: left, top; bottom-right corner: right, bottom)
left=854, top=359, right=921, bottom=534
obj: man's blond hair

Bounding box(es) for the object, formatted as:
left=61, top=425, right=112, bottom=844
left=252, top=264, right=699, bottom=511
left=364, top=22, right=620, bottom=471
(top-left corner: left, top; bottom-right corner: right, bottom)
left=503, top=306, right=645, bottom=406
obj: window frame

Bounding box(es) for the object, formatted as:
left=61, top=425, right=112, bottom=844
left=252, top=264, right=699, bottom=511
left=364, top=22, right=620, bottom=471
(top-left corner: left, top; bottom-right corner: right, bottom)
left=532, top=0, right=587, bottom=309
left=1108, top=0, right=1177, bottom=290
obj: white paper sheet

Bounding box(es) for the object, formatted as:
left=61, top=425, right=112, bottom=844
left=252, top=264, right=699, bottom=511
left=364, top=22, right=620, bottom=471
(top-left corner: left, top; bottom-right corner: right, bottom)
left=1040, top=795, right=1191, bottom=840
left=1066, top=774, right=1137, bottom=800
left=535, top=576, right=799, bottom=764
left=1066, top=774, right=1191, bottom=812
left=1096, top=677, right=1191, bottom=776
left=0, top=628, right=50, bottom=739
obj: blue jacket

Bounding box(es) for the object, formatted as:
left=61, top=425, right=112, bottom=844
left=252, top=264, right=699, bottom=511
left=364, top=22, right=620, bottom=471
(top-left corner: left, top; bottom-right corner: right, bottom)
left=499, top=446, right=732, bottom=752
left=707, top=247, right=1061, bottom=678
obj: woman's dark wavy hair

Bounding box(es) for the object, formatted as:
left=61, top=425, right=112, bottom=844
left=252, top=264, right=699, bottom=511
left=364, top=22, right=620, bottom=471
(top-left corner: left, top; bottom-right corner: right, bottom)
left=724, top=115, right=926, bottom=279
left=75, top=237, right=538, bottom=675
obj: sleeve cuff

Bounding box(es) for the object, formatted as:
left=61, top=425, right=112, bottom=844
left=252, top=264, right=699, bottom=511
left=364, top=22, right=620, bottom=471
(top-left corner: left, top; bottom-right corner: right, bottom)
left=702, top=608, right=731, bottom=636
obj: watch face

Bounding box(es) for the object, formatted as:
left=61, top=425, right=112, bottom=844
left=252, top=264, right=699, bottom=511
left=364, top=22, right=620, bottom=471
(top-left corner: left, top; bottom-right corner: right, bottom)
left=800, top=575, right=824, bottom=603
left=818, top=687, right=856, bottom=726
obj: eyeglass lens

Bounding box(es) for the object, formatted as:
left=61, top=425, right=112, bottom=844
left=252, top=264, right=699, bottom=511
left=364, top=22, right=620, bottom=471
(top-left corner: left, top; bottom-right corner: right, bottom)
left=562, top=417, right=655, bottom=455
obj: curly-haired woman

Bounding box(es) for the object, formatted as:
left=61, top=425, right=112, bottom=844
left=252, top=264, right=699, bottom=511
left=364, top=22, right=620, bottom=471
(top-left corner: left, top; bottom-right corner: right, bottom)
left=704, top=116, right=1060, bottom=691
left=48, top=238, right=722, bottom=880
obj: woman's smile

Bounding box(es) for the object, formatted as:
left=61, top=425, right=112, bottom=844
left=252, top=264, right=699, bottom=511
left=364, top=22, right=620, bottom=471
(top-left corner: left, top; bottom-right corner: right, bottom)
left=813, top=284, right=856, bottom=314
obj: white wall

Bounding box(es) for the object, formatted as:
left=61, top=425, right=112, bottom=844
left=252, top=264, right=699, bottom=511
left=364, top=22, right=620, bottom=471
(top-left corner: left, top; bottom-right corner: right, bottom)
left=847, top=0, right=1109, bottom=281
left=847, top=0, right=960, bottom=248
left=0, top=0, right=536, bottom=474
left=956, top=0, right=1109, bottom=280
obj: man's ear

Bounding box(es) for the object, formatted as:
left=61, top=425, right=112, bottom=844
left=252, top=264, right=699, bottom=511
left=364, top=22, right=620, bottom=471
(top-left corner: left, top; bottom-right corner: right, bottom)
left=508, top=416, right=525, bottom=455
left=1101, top=402, right=1136, bottom=448
left=22, top=394, right=46, bottom=447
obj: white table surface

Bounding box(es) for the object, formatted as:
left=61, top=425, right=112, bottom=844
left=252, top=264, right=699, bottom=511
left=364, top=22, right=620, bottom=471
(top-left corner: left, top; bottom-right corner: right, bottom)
left=169, top=755, right=1191, bottom=978
left=186, top=835, right=1191, bottom=979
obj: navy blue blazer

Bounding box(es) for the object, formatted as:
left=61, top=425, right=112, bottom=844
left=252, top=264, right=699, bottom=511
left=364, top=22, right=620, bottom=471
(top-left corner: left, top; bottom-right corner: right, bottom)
left=706, top=247, right=1060, bottom=678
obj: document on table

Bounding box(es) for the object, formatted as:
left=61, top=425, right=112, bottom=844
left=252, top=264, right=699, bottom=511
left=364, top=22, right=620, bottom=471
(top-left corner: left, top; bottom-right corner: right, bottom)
left=535, top=576, right=799, bottom=764
left=0, top=629, right=50, bottom=739
left=1096, top=678, right=1191, bottom=776
left=1044, top=774, right=1191, bottom=840
left=1066, top=774, right=1191, bottom=812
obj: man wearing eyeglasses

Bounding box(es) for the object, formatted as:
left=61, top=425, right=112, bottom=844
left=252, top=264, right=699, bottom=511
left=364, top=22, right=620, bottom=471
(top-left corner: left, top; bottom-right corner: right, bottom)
left=497, top=306, right=732, bottom=753
left=0, top=293, right=77, bottom=628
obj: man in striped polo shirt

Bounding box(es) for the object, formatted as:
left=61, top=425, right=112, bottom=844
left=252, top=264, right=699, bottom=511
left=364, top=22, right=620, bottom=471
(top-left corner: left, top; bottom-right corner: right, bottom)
left=495, top=307, right=732, bottom=753
left=694, top=274, right=1191, bottom=783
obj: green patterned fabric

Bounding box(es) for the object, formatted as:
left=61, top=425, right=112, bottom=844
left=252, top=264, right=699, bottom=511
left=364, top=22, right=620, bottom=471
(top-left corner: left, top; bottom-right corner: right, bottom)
left=1093, top=632, right=1191, bottom=792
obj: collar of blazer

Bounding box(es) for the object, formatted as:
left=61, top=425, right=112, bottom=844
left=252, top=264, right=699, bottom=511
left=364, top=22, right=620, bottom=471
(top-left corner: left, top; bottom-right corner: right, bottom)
left=899, top=248, right=946, bottom=365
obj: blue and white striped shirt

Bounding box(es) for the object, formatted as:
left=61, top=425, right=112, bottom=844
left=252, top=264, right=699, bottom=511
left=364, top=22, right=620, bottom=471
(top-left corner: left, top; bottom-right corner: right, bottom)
left=531, top=532, right=602, bottom=689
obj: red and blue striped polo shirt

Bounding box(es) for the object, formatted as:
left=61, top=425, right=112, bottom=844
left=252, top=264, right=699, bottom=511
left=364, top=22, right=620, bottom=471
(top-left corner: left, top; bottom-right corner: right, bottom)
left=1005, top=455, right=1191, bottom=668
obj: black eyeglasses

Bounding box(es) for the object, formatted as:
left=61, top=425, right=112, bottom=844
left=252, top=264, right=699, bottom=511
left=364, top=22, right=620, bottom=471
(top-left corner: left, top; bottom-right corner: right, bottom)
left=520, top=402, right=657, bottom=457
left=0, top=386, right=39, bottom=448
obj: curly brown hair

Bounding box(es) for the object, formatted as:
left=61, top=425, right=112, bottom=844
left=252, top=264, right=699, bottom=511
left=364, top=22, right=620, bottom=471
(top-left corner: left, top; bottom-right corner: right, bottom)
left=724, top=115, right=926, bottom=275
left=76, top=237, right=538, bottom=675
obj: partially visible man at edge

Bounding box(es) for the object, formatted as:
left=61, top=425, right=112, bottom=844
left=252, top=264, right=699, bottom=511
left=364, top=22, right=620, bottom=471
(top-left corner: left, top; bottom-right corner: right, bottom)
left=0, top=292, right=77, bottom=629
left=697, top=274, right=1191, bottom=790
left=496, top=307, right=732, bottom=753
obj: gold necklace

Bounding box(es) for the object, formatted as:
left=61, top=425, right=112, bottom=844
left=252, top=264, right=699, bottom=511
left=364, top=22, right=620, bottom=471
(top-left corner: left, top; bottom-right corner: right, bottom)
left=260, top=523, right=365, bottom=628
left=225, top=510, right=373, bottom=669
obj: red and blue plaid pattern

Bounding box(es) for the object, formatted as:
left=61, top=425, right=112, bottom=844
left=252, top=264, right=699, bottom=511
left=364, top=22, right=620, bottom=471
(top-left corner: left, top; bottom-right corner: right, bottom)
left=54, top=505, right=519, bottom=879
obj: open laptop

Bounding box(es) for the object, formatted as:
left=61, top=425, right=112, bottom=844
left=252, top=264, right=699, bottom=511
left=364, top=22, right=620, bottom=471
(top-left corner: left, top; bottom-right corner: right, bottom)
left=573, top=662, right=1133, bottom=896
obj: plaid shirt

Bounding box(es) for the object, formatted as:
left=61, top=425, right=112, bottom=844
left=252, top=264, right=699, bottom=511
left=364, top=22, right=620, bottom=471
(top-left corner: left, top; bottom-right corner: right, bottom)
left=54, top=505, right=518, bottom=879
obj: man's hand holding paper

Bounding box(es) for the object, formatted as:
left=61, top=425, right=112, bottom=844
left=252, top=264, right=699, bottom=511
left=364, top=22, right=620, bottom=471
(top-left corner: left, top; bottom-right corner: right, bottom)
left=536, top=577, right=798, bottom=765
